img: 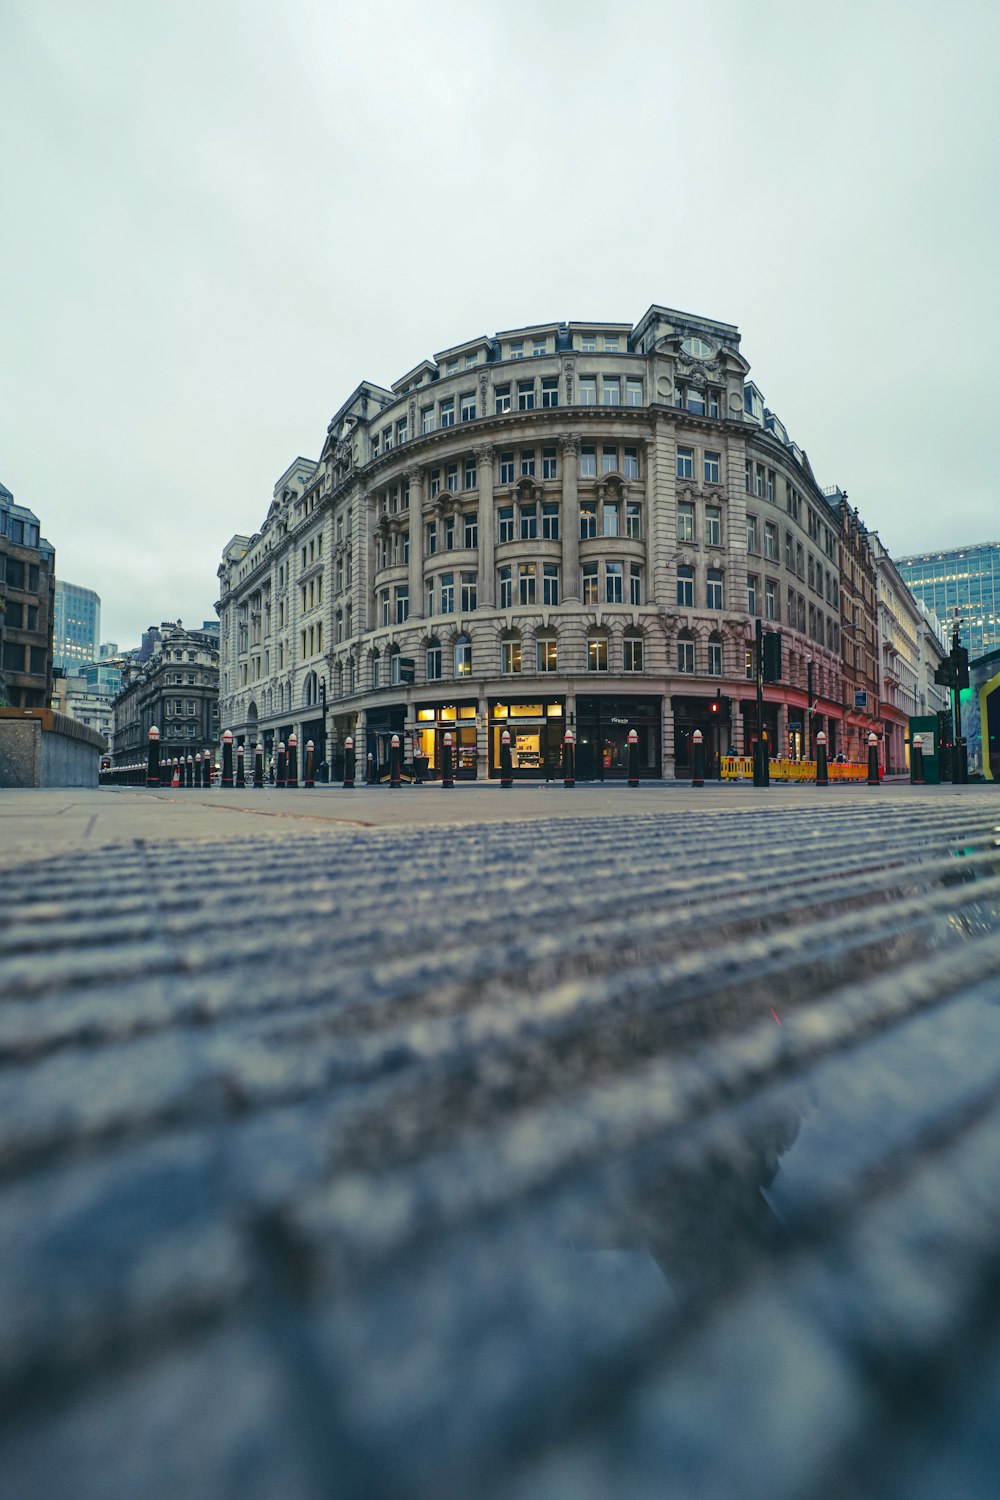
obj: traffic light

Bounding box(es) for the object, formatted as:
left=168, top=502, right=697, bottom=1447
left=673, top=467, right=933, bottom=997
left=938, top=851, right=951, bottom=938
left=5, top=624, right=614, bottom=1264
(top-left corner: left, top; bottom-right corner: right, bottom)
left=762, top=630, right=782, bottom=683
left=937, top=709, right=953, bottom=748
left=710, top=690, right=731, bottom=720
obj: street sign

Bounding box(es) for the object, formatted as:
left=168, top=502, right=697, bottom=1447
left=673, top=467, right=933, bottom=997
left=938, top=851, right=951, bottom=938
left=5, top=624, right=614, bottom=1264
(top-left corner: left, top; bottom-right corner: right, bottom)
left=854, top=689, right=867, bottom=709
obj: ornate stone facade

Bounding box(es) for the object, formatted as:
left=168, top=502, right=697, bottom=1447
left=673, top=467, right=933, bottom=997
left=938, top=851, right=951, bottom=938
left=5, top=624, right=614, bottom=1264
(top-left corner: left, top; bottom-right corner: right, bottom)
left=217, top=307, right=846, bottom=778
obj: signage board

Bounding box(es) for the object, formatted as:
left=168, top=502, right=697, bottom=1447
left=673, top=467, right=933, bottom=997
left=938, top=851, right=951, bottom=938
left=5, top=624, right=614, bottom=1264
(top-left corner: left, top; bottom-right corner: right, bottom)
left=854, top=689, right=868, bottom=710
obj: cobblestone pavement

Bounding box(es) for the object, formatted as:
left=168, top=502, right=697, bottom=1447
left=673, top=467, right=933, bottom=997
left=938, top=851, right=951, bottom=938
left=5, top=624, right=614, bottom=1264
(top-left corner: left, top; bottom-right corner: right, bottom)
left=2, top=789, right=1000, bottom=1498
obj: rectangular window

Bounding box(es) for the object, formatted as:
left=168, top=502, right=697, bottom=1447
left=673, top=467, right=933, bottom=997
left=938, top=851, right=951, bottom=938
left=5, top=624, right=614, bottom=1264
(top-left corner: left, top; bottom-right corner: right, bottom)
left=440, top=398, right=455, bottom=428
left=747, top=515, right=759, bottom=553
left=583, top=562, right=599, bottom=605
left=395, top=586, right=409, bottom=623
left=708, top=390, right=720, bottom=418
left=464, top=457, right=477, bottom=490
left=626, top=379, right=643, bottom=407
left=380, top=589, right=391, bottom=627
left=580, top=445, right=597, bottom=478
left=605, top=561, right=624, bottom=604
left=602, top=445, right=617, bottom=475
left=429, top=469, right=441, bottom=499
left=603, top=502, right=620, bottom=537
left=463, top=512, right=478, bottom=548
left=498, top=506, right=515, bottom=543
left=705, top=506, right=722, bottom=546
left=626, top=502, right=641, bottom=539
left=581, top=334, right=597, bottom=351
left=543, top=563, right=559, bottom=605
left=446, top=463, right=459, bottom=493
left=623, top=636, right=643, bottom=672
left=588, top=637, right=608, bottom=671
left=501, top=640, right=521, bottom=674
left=764, top=521, right=778, bottom=560
left=509, top=341, right=524, bottom=359
left=754, top=465, right=764, bottom=498
left=704, top=451, right=721, bottom=485
left=444, top=516, right=455, bottom=549
left=542, top=503, right=559, bottom=539
left=708, top=641, right=723, bottom=676
left=426, top=577, right=435, bottom=616
left=542, top=446, right=558, bottom=480
left=520, top=504, right=538, bottom=540
left=541, top=377, right=559, bottom=408
left=678, top=638, right=695, bottom=674
left=499, top=565, right=513, bottom=609
left=579, top=377, right=597, bottom=406
left=519, top=563, right=536, bottom=605
left=500, top=452, right=515, bottom=484
left=440, top=574, right=455, bottom=613
left=687, top=389, right=705, bottom=416
left=537, top=637, right=557, bottom=672
left=747, top=575, right=758, bottom=615
left=623, top=447, right=639, bottom=479
left=602, top=377, right=621, bottom=405
left=520, top=449, right=536, bottom=477
left=706, top=570, right=724, bottom=610
left=532, top=338, right=546, bottom=357
left=676, top=446, right=694, bottom=480
left=426, top=520, right=438, bottom=555
left=677, top=503, right=695, bottom=542
left=630, top=564, right=643, bottom=605
left=765, top=579, right=778, bottom=621
left=461, top=572, right=477, bottom=612
left=517, top=381, right=535, bottom=411
left=460, top=392, right=477, bottom=422
left=495, top=385, right=512, bottom=415
left=766, top=469, right=775, bottom=501
left=603, top=336, right=619, bottom=352
left=421, top=406, right=435, bottom=434
left=580, top=500, right=597, bottom=539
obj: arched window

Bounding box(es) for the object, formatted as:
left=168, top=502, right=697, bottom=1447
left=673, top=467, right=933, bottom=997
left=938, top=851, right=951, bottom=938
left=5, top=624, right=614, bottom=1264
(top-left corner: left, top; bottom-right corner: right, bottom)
left=454, top=633, right=472, bottom=677
left=677, top=629, right=696, bottom=675
left=707, top=568, right=724, bottom=610
left=623, top=632, right=643, bottom=673
left=677, top=566, right=694, bottom=608
left=587, top=633, right=608, bottom=672
left=708, top=632, right=724, bottom=677
left=371, top=649, right=381, bottom=690
left=426, top=638, right=442, bottom=681
left=303, top=671, right=319, bottom=707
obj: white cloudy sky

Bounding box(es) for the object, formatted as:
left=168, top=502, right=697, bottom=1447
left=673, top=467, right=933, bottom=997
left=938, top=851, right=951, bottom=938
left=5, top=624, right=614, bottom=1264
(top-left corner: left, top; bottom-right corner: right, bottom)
left=2, top=0, right=997, bottom=647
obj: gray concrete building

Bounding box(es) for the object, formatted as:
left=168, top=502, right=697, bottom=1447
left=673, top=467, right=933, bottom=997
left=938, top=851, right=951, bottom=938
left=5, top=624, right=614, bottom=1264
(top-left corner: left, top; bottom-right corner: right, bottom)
left=217, top=307, right=846, bottom=778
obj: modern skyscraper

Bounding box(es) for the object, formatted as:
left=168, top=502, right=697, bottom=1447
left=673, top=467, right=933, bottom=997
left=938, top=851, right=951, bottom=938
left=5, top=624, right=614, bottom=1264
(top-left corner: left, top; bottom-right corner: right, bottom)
left=896, top=543, right=1000, bottom=658
left=52, top=580, right=101, bottom=672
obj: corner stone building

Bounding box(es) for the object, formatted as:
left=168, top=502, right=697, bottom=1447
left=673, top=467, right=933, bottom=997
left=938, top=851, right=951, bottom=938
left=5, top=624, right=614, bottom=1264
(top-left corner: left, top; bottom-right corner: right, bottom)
left=110, top=622, right=220, bottom=770
left=218, top=306, right=845, bottom=779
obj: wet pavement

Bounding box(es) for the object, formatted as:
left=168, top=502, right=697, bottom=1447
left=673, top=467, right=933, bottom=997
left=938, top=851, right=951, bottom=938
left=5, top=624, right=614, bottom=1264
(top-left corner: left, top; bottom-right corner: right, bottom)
left=1, top=789, right=1000, bottom=1497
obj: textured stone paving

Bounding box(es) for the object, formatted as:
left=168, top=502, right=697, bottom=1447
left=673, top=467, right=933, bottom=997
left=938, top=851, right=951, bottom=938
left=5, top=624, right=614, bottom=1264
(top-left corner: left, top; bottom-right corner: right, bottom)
left=2, top=792, right=1000, bottom=1498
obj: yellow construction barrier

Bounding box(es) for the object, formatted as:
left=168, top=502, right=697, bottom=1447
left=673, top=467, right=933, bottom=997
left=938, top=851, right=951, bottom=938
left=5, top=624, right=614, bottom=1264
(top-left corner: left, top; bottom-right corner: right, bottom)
left=720, top=757, right=869, bottom=783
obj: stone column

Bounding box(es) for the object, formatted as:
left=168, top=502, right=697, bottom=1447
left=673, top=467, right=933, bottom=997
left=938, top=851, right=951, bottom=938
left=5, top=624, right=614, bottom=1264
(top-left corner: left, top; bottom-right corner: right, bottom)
left=408, top=467, right=424, bottom=619
left=476, top=445, right=496, bottom=608
left=560, top=436, right=581, bottom=603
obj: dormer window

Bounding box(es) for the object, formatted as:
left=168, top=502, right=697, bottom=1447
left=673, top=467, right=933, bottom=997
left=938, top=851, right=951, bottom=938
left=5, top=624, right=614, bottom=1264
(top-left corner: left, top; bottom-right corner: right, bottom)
left=509, top=341, right=524, bottom=359
left=604, top=336, right=619, bottom=352
left=581, top=334, right=597, bottom=352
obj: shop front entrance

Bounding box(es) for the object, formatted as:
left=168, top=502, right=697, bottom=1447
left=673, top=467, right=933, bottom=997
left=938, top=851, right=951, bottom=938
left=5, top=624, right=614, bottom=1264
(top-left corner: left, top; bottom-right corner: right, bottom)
left=414, top=700, right=479, bottom=779
left=672, top=694, right=733, bottom=778
left=575, top=696, right=662, bottom=780
left=366, top=705, right=406, bottom=781
left=489, top=699, right=565, bottom=778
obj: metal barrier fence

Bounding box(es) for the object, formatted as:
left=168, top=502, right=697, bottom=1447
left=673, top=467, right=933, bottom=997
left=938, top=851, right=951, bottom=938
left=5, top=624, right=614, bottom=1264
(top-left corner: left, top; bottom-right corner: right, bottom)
left=720, top=756, right=869, bottom=782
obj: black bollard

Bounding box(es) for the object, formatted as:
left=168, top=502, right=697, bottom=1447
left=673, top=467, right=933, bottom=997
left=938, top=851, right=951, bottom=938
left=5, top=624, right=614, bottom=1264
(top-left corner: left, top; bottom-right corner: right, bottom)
left=441, top=731, right=454, bottom=789
left=911, top=734, right=924, bottom=785
left=343, top=735, right=355, bottom=789
left=276, top=741, right=286, bottom=788
left=146, top=726, right=161, bottom=787
left=627, top=727, right=639, bottom=788
left=236, top=744, right=246, bottom=787
left=304, top=740, right=315, bottom=788
left=867, top=733, right=880, bottom=785
left=287, top=733, right=299, bottom=788
left=186, top=753, right=194, bottom=787
left=389, top=734, right=401, bottom=788
left=367, top=752, right=375, bottom=784
left=221, top=730, right=234, bottom=788
left=253, top=742, right=264, bottom=789
left=692, top=729, right=705, bottom=788
left=563, top=729, right=575, bottom=788
left=815, top=731, right=829, bottom=786
left=500, top=729, right=513, bottom=787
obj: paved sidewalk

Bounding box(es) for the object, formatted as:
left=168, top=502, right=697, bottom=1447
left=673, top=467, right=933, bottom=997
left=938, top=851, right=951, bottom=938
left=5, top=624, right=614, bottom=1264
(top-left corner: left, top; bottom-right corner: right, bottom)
left=0, top=779, right=992, bottom=863
left=2, top=790, right=1000, bottom=1499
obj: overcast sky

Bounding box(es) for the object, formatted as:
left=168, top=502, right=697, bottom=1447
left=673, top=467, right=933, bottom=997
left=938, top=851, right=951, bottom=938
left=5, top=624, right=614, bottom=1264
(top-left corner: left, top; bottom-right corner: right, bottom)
left=2, top=0, right=997, bottom=648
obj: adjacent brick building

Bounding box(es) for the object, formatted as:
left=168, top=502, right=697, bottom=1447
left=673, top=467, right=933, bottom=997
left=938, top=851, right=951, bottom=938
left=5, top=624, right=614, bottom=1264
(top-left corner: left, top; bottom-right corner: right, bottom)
left=0, top=480, right=55, bottom=709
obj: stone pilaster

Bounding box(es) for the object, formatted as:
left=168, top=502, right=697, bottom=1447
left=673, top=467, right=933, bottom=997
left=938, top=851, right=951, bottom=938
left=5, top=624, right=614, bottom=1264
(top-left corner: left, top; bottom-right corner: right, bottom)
left=407, top=467, right=424, bottom=619
left=559, top=435, right=581, bottom=603
left=476, top=445, right=496, bottom=608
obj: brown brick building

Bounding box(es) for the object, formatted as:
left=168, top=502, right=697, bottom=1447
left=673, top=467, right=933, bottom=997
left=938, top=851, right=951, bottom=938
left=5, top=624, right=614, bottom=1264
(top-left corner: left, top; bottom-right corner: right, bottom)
left=0, top=481, right=55, bottom=709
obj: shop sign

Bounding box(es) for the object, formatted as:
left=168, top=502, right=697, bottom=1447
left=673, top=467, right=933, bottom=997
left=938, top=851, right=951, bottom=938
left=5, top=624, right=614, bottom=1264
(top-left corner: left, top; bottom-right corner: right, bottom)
left=610, top=716, right=629, bottom=725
